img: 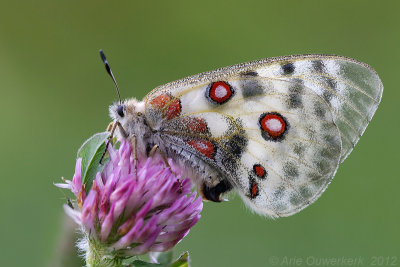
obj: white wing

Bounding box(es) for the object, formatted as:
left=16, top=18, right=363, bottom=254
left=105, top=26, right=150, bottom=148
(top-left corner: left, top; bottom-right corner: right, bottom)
left=143, top=55, right=383, bottom=217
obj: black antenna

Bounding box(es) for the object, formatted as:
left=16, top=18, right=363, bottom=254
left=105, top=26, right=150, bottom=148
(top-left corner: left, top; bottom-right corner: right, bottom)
left=99, top=50, right=122, bottom=104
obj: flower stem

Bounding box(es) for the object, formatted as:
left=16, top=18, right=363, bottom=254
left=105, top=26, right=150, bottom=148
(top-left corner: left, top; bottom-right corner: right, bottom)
left=85, top=237, right=122, bottom=267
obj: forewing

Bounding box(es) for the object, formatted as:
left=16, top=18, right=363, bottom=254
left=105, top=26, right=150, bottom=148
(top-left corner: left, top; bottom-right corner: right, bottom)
left=145, top=55, right=382, bottom=162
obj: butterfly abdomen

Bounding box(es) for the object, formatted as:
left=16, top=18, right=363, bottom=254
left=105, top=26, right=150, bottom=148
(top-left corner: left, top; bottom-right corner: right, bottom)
left=162, top=138, right=234, bottom=202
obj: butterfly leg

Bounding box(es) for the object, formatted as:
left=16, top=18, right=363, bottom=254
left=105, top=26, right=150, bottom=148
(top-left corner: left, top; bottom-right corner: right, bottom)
left=115, top=121, right=128, bottom=138
left=106, top=121, right=114, bottom=132
left=149, top=145, right=183, bottom=193
left=201, top=179, right=232, bottom=202
left=148, top=145, right=173, bottom=172
left=129, top=134, right=138, bottom=177
left=100, top=121, right=128, bottom=164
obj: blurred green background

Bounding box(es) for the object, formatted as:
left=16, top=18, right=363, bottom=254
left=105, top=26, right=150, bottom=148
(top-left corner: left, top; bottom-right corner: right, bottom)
left=0, top=1, right=399, bottom=266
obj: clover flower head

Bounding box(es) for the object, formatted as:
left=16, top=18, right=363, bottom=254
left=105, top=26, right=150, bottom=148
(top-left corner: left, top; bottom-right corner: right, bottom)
left=57, top=138, right=202, bottom=256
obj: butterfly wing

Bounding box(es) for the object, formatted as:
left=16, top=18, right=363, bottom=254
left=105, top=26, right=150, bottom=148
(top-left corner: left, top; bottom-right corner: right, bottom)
left=143, top=55, right=382, bottom=217
left=259, top=56, right=383, bottom=162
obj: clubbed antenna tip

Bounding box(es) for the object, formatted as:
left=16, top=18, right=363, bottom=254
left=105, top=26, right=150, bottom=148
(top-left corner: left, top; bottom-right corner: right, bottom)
left=99, top=49, right=122, bottom=104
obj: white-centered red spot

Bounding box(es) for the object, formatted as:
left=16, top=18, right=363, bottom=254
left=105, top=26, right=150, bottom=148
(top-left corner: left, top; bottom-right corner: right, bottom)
left=253, top=164, right=266, bottom=179
left=186, top=139, right=215, bottom=159
left=259, top=113, right=287, bottom=138
left=208, top=81, right=233, bottom=104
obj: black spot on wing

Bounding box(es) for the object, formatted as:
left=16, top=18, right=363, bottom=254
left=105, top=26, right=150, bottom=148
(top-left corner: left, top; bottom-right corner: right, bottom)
left=283, top=161, right=299, bottom=180
left=241, top=80, right=264, bottom=98
left=324, top=77, right=337, bottom=90
left=323, top=90, right=333, bottom=102
left=312, top=60, right=326, bottom=73
left=300, top=186, right=313, bottom=199
left=218, top=119, right=248, bottom=172
left=323, top=134, right=340, bottom=151
left=227, top=133, right=247, bottom=156
left=308, top=172, right=322, bottom=182
left=313, top=101, right=327, bottom=119
left=319, top=147, right=335, bottom=158
left=293, top=142, right=306, bottom=157
left=290, top=193, right=302, bottom=205
left=312, top=60, right=337, bottom=92
left=287, top=81, right=304, bottom=109
left=241, top=71, right=258, bottom=76
left=282, top=63, right=295, bottom=75
left=273, top=185, right=286, bottom=200
left=315, top=159, right=331, bottom=174
left=288, top=93, right=302, bottom=109
left=220, top=131, right=248, bottom=171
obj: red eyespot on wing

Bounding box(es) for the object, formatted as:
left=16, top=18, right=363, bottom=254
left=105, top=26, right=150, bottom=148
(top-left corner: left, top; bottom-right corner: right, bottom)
left=259, top=113, right=288, bottom=139
left=250, top=180, right=259, bottom=199
left=186, top=139, right=215, bottom=159
left=182, top=117, right=208, bottom=133
left=207, top=81, right=234, bottom=104
left=165, top=98, right=181, bottom=120
left=150, top=93, right=171, bottom=109
left=253, top=164, right=267, bottom=179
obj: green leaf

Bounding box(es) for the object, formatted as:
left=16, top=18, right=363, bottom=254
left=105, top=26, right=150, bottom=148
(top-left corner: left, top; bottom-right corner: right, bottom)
left=169, top=252, right=190, bottom=267
left=77, top=132, right=110, bottom=193
left=150, top=251, right=173, bottom=264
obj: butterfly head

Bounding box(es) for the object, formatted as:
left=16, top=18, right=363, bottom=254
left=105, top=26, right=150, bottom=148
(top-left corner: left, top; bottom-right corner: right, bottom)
left=109, top=98, right=146, bottom=137
left=110, top=98, right=144, bottom=119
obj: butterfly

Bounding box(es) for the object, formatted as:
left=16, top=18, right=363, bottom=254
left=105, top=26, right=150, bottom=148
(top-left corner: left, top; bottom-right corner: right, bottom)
left=102, top=51, right=383, bottom=218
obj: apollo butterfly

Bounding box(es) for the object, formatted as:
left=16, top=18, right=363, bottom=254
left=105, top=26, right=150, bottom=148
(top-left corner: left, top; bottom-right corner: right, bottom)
left=103, top=52, right=383, bottom=217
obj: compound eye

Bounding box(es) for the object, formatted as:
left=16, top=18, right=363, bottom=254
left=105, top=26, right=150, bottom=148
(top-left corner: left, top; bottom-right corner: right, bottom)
left=117, top=105, right=124, bottom=117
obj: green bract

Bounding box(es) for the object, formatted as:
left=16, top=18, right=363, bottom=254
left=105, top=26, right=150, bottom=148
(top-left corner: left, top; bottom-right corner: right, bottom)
left=77, top=132, right=110, bottom=193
